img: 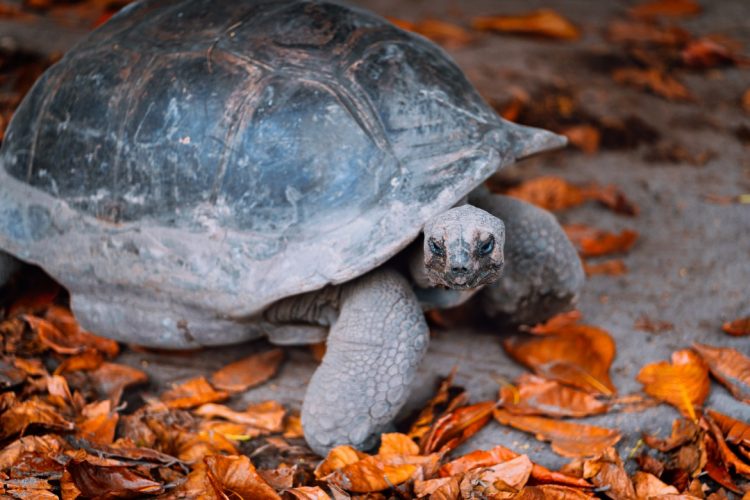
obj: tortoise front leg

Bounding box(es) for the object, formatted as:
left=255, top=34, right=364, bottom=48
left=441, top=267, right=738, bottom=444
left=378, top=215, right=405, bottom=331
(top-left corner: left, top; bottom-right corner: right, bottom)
left=302, top=268, right=429, bottom=455
left=470, top=191, right=585, bottom=326
left=0, top=250, right=21, bottom=288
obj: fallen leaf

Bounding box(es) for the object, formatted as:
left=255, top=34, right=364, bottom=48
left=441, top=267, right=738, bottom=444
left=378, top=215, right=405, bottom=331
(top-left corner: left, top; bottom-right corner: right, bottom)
left=77, top=408, right=119, bottom=445
left=66, top=454, right=164, bottom=498
left=283, top=412, right=304, bottom=439
left=707, top=410, right=750, bottom=448
left=563, top=225, right=638, bottom=257
left=632, top=471, right=679, bottom=497
left=194, top=400, right=285, bottom=432
left=612, top=67, right=693, bottom=101
left=438, top=444, right=592, bottom=488
left=692, top=343, right=750, bottom=404
left=0, top=434, right=65, bottom=471
left=210, top=348, right=284, bottom=393
left=629, top=0, right=702, bottom=19
left=87, top=361, right=148, bottom=402
left=315, top=446, right=368, bottom=479
left=0, top=399, right=75, bottom=439
left=703, top=432, right=742, bottom=494
left=513, top=485, right=594, bottom=499
left=43, top=305, right=119, bottom=357
left=388, top=17, right=474, bottom=48
left=606, top=20, right=690, bottom=46
left=459, top=455, right=533, bottom=499
left=722, top=317, right=750, bottom=337
left=472, top=9, right=581, bottom=40
left=504, top=177, right=586, bottom=212
left=703, top=413, right=750, bottom=478
left=682, top=37, right=749, bottom=69
left=637, top=349, right=710, bottom=421
left=499, top=374, right=609, bottom=418
left=408, top=368, right=467, bottom=442
left=582, top=448, right=636, bottom=499
left=583, top=259, right=628, bottom=276
left=54, top=349, right=104, bottom=375
left=643, top=418, right=701, bottom=452
left=583, top=184, right=640, bottom=216
left=561, top=124, right=601, bottom=154
left=204, top=454, right=281, bottom=499
left=743, top=89, right=750, bottom=113
left=286, top=486, right=332, bottom=499
left=379, top=433, right=419, bottom=456
left=420, top=400, right=495, bottom=454
left=161, top=377, right=229, bottom=409
left=504, top=319, right=617, bottom=396
left=493, top=408, right=621, bottom=458
left=326, top=455, right=417, bottom=493
left=634, top=315, right=674, bottom=334
left=414, top=476, right=461, bottom=499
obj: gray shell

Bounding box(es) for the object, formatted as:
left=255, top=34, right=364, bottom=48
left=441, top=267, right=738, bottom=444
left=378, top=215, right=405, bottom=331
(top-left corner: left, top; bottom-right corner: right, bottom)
left=0, top=0, right=562, bottom=324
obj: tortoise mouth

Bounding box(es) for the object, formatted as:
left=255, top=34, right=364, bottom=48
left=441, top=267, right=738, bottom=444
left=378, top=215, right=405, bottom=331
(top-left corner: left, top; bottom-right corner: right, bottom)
left=428, top=262, right=504, bottom=290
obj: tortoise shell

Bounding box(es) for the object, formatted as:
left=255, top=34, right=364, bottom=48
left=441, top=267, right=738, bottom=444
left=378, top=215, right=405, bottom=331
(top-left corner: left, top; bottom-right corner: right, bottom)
left=0, top=0, right=562, bottom=329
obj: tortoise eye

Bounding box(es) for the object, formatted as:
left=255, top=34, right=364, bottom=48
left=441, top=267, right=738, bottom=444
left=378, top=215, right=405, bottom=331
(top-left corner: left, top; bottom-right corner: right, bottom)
left=479, top=237, right=494, bottom=256
left=428, top=238, right=445, bottom=257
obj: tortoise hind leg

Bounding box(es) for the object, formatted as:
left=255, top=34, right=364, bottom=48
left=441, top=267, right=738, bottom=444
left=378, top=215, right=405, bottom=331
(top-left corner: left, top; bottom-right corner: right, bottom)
left=0, top=250, right=21, bottom=288
left=302, top=268, right=429, bottom=455
left=470, top=191, right=585, bottom=326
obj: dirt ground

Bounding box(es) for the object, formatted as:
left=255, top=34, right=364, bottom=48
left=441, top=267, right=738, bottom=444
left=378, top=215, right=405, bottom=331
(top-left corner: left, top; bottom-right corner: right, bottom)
left=1, top=0, right=748, bottom=472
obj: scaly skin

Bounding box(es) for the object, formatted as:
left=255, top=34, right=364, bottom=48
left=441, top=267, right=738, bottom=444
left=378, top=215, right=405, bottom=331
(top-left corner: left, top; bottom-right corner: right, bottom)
left=471, top=192, right=585, bottom=325
left=301, top=268, right=428, bottom=455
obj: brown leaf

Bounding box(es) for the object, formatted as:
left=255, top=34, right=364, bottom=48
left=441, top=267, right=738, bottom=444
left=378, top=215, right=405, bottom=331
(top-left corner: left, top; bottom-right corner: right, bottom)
left=632, top=471, right=679, bottom=497
left=606, top=20, right=690, bottom=46
left=563, top=225, right=638, bottom=258
left=703, top=413, right=750, bottom=478
left=643, top=418, right=701, bottom=452
left=66, top=455, right=164, bottom=498
left=204, top=454, right=281, bottom=499
left=438, top=444, right=592, bottom=488
left=722, top=317, right=750, bottom=336
left=707, top=410, right=750, bottom=448
left=499, top=374, right=609, bottom=418
left=0, top=399, right=75, bottom=439
left=513, top=485, right=594, bottom=499
left=388, top=17, right=474, bottom=48
left=504, top=319, right=617, bottom=396
left=504, top=177, right=586, bottom=212
left=285, top=486, right=332, bottom=499
left=682, top=37, right=748, bottom=69
left=637, top=349, right=710, bottom=421
left=87, top=361, right=148, bottom=402
left=210, top=348, right=284, bottom=393
left=420, top=400, right=495, bottom=454
left=315, top=445, right=368, bottom=480
left=54, top=349, right=104, bottom=375
left=194, top=400, right=285, bottom=432
left=703, top=432, right=742, bottom=494
left=458, top=455, right=533, bottom=499
left=583, top=259, right=628, bottom=276
left=414, top=476, right=461, bottom=499
left=612, top=67, right=693, bottom=101
left=283, top=412, right=304, bottom=439
left=634, top=315, right=674, bottom=334
left=561, top=124, right=600, bottom=154
left=493, top=408, right=621, bottom=458
left=583, top=448, right=636, bottom=499
left=582, top=184, right=640, bottom=216
left=378, top=433, right=419, bottom=456
left=472, top=9, right=581, bottom=40
left=161, top=376, right=229, bottom=409
left=629, top=0, right=702, bottom=18
left=77, top=404, right=119, bottom=445
left=43, top=305, right=119, bottom=357
left=0, top=434, right=65, bottom=471
left=408, top=368, right=466, bottom=442
left=325, top=455, right=417, bottom=493
left=692, top=343, right=750, bottom=404
left=743, top=89, right=750, bottom=114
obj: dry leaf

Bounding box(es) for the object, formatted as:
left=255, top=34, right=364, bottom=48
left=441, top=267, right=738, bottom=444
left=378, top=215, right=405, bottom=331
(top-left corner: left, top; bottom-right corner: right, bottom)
left=499, top=374, right=609, bottom=418
left=692, top=343, right=750, bottom=404
left=561, top=124, right=600, bottom=154
left=583, top=184, right=639, bottom=216
left=606, top=20, right=690, bottom=46
left=0, top=399, right=75, bottom=439
left=493, top=408, right=621, bottom=458
left=514, top=485, right=594, bottom=499
left=504, top=177, right=586, bottom=212
left=194, top=400, right=285, bottom=432
left=472, top=9, right=581, bottom=40
left=707, top=410, right=750, bottom=448
left=439, top=444, right=592, bottom=488
left=682, top=37, right=748, bottom=69
left=702, top=414, right=750, bottom=478
left=160, top=377, right=229, bottom=409
left=286, top=486, right=332, bottom=499
left=315, top=446, right=369, bottom=479
left=629, top=0, right=702, bottom=18
left=419, top=400, right=495, bottom=454
left=210, top=348, right=284, bottom=393
left=54, top=349, right=104, bottom=375
left=65, top=455, right=164, bottom=498
left=43, top=305, right=119, bottom=357
left=564, top=225, right=638, bottom=257
left=637, top=349, right=710, bottom=421
left=703, top=431, right=742, bottom=494
left=582, top=447, right=636, bottom=499
left=408, top=368, right=466, bottom=442
left=378, top=433, right=419, bottom=456
left=722, top=317, right=750, bottom=337
left=632, top=471, right=679, bottom=497
left=204, top=454, right=281, bottom=499
left=643, top=418, right=701, bottom=452
left=504, top=319, right=616, bottom=396
left=458, top=455, right=533, bottom=499
left=583, top=259, right=628, bottom=276
left=612, top=67, right=693, bottom=101
left=326, top=455, right=417, bottom=493
left=414, top=476, right=461, bottom=499
left=87, top=361, right=148, bottom=402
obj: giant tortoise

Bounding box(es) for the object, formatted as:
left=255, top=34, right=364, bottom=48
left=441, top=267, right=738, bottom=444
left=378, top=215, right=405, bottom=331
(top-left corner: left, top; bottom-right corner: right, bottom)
left=0, top=0, right=584, bottom=454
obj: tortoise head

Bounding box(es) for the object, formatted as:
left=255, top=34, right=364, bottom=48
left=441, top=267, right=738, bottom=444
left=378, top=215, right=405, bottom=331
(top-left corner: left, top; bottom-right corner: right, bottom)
left=423, top=205, right=505, bottom=290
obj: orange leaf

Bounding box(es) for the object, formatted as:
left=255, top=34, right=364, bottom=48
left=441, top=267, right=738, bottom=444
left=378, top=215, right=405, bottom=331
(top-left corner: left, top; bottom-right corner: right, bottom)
left=389, top=17, right=474, bottom=48
left=514, top=485, right=593, bottom=499
left=629, top=0, right=702, bottom=18
left=439, top=444, right=592, bottom=489
left=408, top=368, right=466, bottom=441
left=703, top=431, right=742, bottom=493
left=315, top=445, right=368, bottom=479
left=632, top=471, right=679, bottom=497
left=702, top=413, right=750, bottom=478
left=707, top=409, right=750, bottom=448
left=420, top=400, right=495, bottom=454
left=643, top=418, right=700, bottom=452
left=204, top=454, right=281, bottom=499
left=194, top=400, right=285, bottom=432
left=45, top=305, right=119, bottom=357
left=65, top=455, right=164, bottom=498
left=583, top=259, right=628, bottom=276
left=504, top=319, right=616, bottom=396
left=563, top=225, right=638, bottom=257
left=285, top=486, right=332, bottom=499
left=87, top=361, right=148, bottom=402
left=54, top=349, right=103, bottom=375
left=378, top=433, right=419, bottom=456
left=606, top=20, right=690, bottom=46
left=637, top=349, right=710, bottom=421
left=692, top=343, right=750, bottom=404
left=504, top=177, right=586, bottom=212
left=561, top=124, right=600, bottom=154
left=582, top=448, right=636, bottom=498
left=612, top=67, right=693, bottom=101
left=210, top=348, right=284, bottom=392
left=160, top=376, right=228, bottom=409
left=414, top=476, right=461, bottom=499
left=722, top=316, right=750, bottom=336
left=0, top=399, right=75, bottom=440
left=682, top=37, right=748, bottom=69
left=499, top=374, right=609, bottom=418
left=582, top=184, right=640, bottom=216
left=493, top=409, right=621, bottom=458
left=326, top=455, right=417, bottom=493
left=472, top=9, right=581, bottom=40
left=458, top=455, right=533, bottom=499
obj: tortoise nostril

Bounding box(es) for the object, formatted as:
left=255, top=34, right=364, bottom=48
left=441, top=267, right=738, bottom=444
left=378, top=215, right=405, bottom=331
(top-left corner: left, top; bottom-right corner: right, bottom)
left=451, top=265, right=468, bottom=274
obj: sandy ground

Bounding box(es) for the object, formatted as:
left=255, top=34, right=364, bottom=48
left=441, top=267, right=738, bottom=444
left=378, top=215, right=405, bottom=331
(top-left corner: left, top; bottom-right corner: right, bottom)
left=1, top=0, right=748, bottom=470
